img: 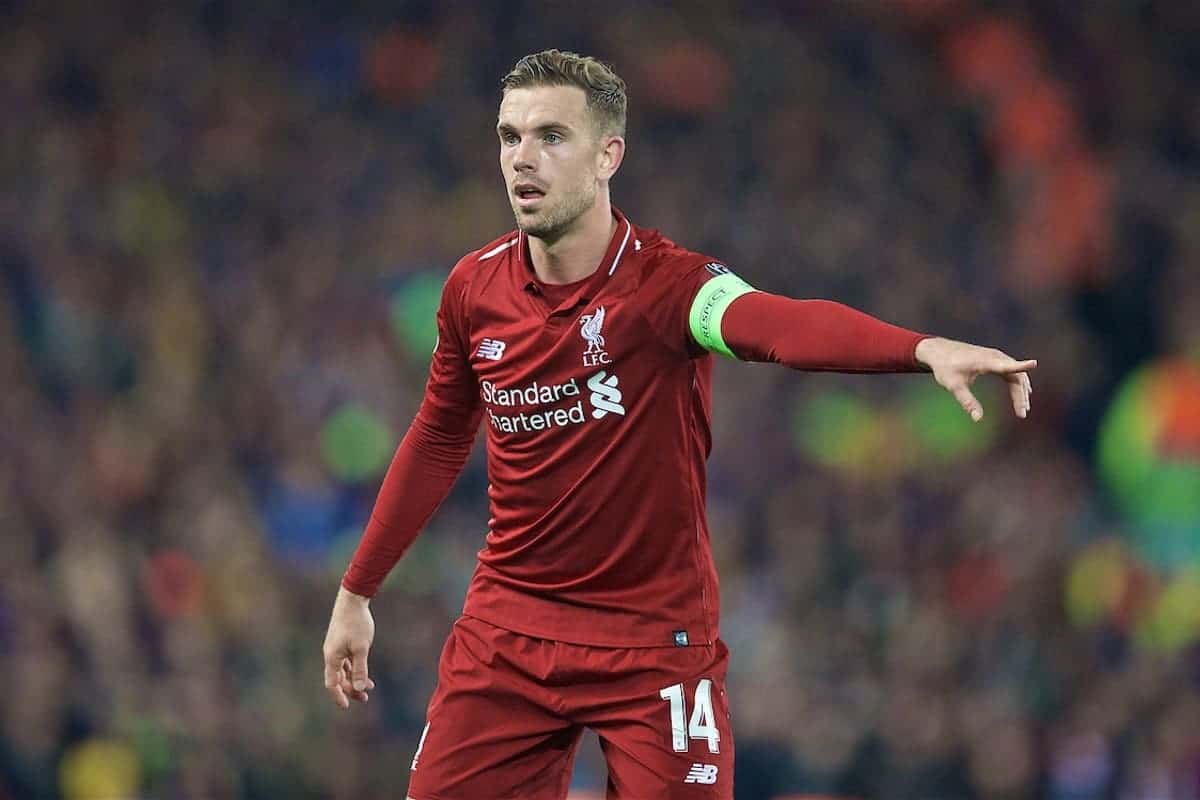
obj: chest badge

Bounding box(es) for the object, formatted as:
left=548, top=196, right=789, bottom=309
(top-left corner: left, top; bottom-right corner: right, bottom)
left=580, top=306, right=611, bottom=366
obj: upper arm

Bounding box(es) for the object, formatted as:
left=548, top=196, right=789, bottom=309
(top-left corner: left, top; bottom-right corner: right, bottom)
left=686, top=268, right=758, bottom=359
left=642, top=258, right=758, bottom=358
left=418, top=265, right=482, bottom=434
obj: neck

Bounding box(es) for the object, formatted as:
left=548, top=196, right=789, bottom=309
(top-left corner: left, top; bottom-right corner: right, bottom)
left=527, top=194, right=617, bottom=285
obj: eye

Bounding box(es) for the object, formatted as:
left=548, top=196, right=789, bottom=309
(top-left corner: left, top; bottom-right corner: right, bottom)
left=544, top=132, right=563, bottom=144
left=501, top=132, right=519, bottom=145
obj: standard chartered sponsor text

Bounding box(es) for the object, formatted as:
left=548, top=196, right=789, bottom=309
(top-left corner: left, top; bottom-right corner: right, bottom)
left=482, top=377, right=588, bottom=434
left=482, top=377, right=580, bottom=406
left=486, top=403, right=588, bottom=433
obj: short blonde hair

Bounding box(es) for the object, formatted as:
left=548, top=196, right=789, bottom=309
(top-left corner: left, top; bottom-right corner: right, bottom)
left=501, top=49, right=627, bottom=139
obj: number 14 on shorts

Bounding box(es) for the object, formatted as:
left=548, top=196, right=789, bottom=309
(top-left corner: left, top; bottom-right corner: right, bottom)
left=659, top=679, right=720, bottom=753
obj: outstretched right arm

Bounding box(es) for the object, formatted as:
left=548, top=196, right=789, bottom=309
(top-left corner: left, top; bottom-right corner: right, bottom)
left=324, top=265, right=481, bottom=709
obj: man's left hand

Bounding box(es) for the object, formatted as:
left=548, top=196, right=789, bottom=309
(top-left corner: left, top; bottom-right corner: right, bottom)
left=914, top=337, right=1037, bottom=422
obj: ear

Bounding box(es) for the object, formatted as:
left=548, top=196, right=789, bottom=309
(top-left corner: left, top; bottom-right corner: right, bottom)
left=596, top=135, right=626, bottom=182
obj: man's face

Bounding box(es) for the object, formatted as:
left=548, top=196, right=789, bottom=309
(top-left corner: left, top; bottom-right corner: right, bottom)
left=498, top=85, right=605, bottom=241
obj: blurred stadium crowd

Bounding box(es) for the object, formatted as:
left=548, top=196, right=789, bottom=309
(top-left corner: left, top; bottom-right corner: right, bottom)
left=2, top=0, right=1200, bottom=798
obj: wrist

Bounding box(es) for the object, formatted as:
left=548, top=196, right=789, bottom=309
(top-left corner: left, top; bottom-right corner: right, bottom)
left=913, top=336, right=942, bottom=369
left=337, top=584, right=372, bottom=607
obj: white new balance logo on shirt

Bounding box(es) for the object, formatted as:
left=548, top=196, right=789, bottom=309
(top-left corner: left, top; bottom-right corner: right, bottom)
left=475, top=338, right=507, bottom=361
left=684, top=763, right=718, bottom=784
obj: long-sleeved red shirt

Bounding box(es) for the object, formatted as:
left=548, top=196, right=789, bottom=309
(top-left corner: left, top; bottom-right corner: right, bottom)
left=343, top=209, right=930, bottom=647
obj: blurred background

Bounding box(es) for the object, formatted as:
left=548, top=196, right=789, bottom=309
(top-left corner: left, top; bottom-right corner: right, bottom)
left=2, top=0, right=1199, bottom=798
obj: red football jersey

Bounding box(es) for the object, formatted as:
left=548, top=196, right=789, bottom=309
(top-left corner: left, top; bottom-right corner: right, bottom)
left=432, top=208, right=723, bottom=648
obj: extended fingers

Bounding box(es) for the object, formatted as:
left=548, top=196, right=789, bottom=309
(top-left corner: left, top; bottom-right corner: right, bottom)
left=1007, top=372, right=1029, bottom=418
left=989, top=354, right=1038, bottom=374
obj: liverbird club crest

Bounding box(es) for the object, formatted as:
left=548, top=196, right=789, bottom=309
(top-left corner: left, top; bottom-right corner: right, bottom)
left=579, top=306, right=611, bottom=366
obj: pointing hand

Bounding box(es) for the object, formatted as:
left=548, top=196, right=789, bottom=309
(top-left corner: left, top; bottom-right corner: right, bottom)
left=914, top=337, right=1037, bottom=422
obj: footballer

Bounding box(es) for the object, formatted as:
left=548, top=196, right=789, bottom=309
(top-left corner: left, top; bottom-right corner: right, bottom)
left=322, top=49, right=1036, bottom=800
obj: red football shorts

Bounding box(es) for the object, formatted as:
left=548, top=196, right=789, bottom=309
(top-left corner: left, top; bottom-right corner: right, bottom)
left=405, top=615, right=734, bottom=800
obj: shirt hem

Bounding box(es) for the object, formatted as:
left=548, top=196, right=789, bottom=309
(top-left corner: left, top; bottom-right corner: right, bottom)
left=463, top=614, right=715, bottom=652
left=462, top=590, right=716, bottom=649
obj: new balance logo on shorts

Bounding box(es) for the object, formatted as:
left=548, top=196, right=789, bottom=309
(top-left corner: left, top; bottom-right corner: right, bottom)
left=684, top=763, right=719, bottom=784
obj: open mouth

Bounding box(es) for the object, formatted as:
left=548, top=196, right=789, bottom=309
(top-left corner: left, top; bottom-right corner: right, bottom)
left=514, top=184, right=546, bottom=203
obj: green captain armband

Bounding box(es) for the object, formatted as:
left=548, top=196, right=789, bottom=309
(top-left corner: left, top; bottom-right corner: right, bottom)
left=688, top=271, right=757, bottom=358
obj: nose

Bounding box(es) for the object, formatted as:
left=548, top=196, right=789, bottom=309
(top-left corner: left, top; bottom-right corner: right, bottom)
left=513, top=137, right=536, bottom=174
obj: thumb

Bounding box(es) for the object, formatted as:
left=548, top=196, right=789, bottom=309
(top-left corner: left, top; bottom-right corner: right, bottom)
left=949, top=383, right=984, bottom=422
left=351, top=647, right=371, bottom=692
left=323, top=655, right=340, bottom=691
left=323, top=648, right=349, bottom=709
